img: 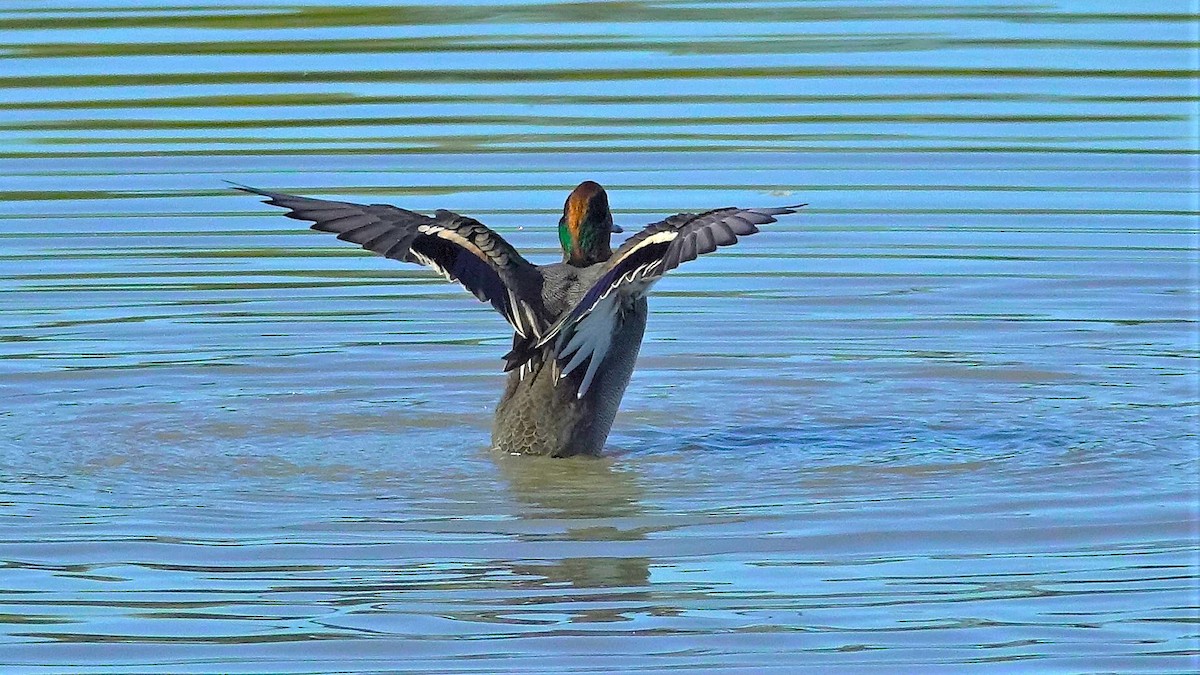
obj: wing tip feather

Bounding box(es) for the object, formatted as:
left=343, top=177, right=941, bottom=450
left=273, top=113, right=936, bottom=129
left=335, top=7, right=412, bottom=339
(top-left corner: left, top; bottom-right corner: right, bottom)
left=227, top=181, right=275, bottom=200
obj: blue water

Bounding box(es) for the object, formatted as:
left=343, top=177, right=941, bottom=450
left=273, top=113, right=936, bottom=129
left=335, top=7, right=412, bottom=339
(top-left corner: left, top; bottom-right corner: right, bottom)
left=0, top=0, right=1197, bottom=672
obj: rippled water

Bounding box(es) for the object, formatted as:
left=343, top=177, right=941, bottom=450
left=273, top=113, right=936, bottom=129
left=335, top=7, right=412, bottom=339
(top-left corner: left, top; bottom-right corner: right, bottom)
left=1, top=0, right=1197, bottom=672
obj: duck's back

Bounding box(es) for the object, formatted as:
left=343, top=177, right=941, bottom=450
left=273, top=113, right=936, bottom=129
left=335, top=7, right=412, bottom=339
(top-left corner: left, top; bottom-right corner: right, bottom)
left=491, top=262, right=647, bottom=456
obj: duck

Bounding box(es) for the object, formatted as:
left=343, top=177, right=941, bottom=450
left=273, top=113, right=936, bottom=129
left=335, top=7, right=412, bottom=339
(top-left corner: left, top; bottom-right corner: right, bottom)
left=237, top=181, right=801, bottom=457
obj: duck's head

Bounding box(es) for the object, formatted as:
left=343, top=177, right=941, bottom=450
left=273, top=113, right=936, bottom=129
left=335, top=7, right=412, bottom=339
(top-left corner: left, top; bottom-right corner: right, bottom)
left=559, top=181, right=622, bottom=267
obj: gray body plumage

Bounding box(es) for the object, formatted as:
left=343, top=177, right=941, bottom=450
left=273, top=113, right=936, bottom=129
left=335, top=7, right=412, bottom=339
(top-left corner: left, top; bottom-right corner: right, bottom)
left=492, top=263, right=648, bottom=456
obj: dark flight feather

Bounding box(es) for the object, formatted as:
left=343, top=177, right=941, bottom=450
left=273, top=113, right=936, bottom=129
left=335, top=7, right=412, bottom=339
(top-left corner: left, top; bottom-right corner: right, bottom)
left=235, top=185, right=546, bottom=339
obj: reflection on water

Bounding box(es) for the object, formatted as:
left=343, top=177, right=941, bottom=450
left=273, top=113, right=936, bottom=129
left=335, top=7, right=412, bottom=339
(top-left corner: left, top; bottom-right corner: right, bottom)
left=1, top=0, right=1197, bottom=672
left=496, top=453, right=652, bottom=589
left=494, top=452, right=644, bottom=521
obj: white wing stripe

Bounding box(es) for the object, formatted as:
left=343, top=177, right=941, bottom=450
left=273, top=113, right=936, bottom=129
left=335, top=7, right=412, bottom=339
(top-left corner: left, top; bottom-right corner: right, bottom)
left=507, top=288, right=527, bottom=337
left=520, top=300, right=540, bottom=339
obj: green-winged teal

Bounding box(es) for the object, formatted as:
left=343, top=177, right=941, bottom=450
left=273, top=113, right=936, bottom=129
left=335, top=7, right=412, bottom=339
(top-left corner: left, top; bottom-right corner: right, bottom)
left=238, top=181, right=801, bottom=456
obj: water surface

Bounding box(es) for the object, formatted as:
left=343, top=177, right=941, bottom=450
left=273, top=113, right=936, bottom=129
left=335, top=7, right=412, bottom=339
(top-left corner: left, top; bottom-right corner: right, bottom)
left=1, top=0, right=1197, bottom=672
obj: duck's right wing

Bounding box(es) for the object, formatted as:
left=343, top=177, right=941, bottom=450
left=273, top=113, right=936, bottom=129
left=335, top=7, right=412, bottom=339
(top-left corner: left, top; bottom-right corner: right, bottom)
left=537, top=204, right=804, bottom=397
left=236, top=185, right=547, bottom=339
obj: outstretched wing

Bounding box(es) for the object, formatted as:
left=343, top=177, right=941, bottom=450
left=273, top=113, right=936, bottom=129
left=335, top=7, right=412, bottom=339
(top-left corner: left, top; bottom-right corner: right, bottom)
left=540, top=204, right=803, bottom=397
left=236, top=185, right=546, bottom=338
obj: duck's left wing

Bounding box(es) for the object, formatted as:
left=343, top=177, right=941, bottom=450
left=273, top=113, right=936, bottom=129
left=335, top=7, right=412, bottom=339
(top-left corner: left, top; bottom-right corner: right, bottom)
left=236, top=185, right=545, bottom=338
left=538, top=204, right=803, bottom=397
